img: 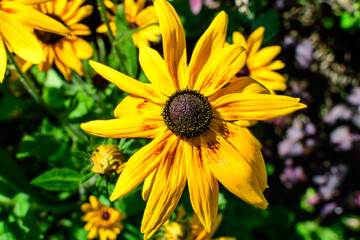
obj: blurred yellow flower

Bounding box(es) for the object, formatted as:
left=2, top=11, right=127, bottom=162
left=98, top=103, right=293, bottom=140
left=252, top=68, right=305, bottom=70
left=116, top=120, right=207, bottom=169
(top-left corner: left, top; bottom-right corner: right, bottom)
left=81, top=0, right=306, bottom=238
left=26, top=0, right=94, bottom=80
left=160, top=208, right=235, bottom=240
left=0, top=0, right=70, bottom=83
left=97, top=0, right=161, bottom=47
left=91, top=145, right=126, bottom=175
left=233, top=27, right=287, bottom=93
left=81, top=195, right=125, bottom=240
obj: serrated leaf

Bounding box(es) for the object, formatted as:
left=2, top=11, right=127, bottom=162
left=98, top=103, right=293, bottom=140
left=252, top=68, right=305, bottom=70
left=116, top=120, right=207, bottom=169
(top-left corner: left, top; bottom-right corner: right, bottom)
left=30, top=168, right=82, bottom=191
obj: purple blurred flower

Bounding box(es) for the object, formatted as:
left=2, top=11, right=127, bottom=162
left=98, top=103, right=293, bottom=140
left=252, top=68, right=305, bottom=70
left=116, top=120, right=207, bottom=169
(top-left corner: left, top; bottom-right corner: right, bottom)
left=280, top=159, right=307, bottom=188
left=347, top=87, right=360, bottom=106
left=313, top=165, right=348, bottom=201
left=330, top=126, right=360, bottom=151
left=296, top=39, right=314, bottom=69
left=189, top=0, right=203, bottom=15
left=278, top=139, right=304, bottom=157
left=320, top=202, right=337, bottom=218
left=324, top=104, right=353, bottom=125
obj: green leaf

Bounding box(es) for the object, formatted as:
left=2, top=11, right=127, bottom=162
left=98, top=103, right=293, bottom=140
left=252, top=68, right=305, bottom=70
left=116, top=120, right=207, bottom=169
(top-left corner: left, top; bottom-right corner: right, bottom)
left=296, top=221, right=342, bottom=240
left=0, top=149, right=31, bottom=197
left=30, top=168, right=82, bottom=191
left=340, top=12, right=357, bottom=29
left=17, top=134, right=62, bottom=159
left=252, top=9, right=280, bottom=44
left=13, top=193, right=30, bottom=218
left=300, top=187, right=316, bottom=212
left=68, top=91, right=95, bottom=119
left=115, top=5, right=138, bottom=78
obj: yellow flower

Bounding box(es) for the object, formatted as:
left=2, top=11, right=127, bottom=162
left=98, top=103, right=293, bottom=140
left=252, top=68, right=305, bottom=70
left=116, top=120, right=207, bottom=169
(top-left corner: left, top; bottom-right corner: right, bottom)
left=0, top=0, right=70, bottom=83
left=27, top=0, right=94, bottom=80
left=81, top=0, right=306, bottom=238
left=233, top=27, right=287, bottom=93
left=91, top=145, right=126, bottom=175
left=161, top=209, right=235, bottom=240
left=81, top=195, right=125, bottom=240
left=97, top=0, right=161, bottom=47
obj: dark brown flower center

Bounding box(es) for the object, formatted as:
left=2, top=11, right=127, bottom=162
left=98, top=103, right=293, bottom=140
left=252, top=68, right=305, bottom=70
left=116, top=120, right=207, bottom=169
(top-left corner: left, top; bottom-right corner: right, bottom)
left=101, top=211, right=110, bottom=220
left=162, top=89, right=212, bottom=138
left=236, top=64, right=250, bottom=77
left=129, top=22, right=138, bottom=29
left=34, top=15, right=65, bottom=44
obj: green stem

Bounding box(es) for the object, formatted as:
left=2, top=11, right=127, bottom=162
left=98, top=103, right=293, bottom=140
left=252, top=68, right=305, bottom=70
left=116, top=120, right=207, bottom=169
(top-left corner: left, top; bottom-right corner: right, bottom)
left=96, top=0, right=127, bottom=74
left=6, top=47, right=43, bottom=105
left=6, top=48, right=88, bottom=142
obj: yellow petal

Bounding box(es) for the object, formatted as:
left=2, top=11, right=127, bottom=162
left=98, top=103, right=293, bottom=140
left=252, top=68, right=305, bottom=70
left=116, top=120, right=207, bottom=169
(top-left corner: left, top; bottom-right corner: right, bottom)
left=4, top=2, right=70, bottom=36
left=69, top=23, right=91, bottom=36
left=247, top=27, right=264, bottom=57
left=16, top=0, right=54, bottom=4
left=141, top=138, right=186, bottom=239
left=139, top=45, right=175, bottom=96
left=154, top=0, right=187, bottom=89
left=89, top=60, right=166, bottom=104
left=0, top=39, right=7, bottom=83
left=185, top=138, right=219, bottom=232
left=1, top=15, right=44, bottom=63
left=64, top=5, right=93, bottom=26
left=53, top=51, right=72, bottom=80
left=267, top=60, right=285, bottom=70
left=62, top=0, right=85, bottom=21
left=109, top=130, right=178, bottom=201
left=54, top=0, right=67, bottom=16
left=250, top=69, right=287, bottom=91
left=213, top=93, right=307, bottom=121
left=113, top=94, right=163, bottom=119
left=188, top=11, right=228, bottom=88
left=70, top=38, right=93, bottom=60
left=203, top=120, right=268, bottom=209
left=195, top=44, right=247, bottom=96
left=80, top=118, right=166, bottom=139
left=142, top=169, right=157, bottom=201
left=136, top=6, right=158, bottom=27
left=232, top=31, right=247, bottom=48
left=54, top=39, right=84, bottom=75
left=208, top=77, right=269, bottom=102
left=124, top=0, right=137, bottom=22
left=247, top=46, right=281, bottom=69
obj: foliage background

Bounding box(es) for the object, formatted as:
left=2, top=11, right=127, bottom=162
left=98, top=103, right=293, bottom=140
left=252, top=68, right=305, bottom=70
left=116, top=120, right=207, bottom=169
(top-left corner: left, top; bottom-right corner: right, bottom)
left=1, top=0, right=360, bottom=239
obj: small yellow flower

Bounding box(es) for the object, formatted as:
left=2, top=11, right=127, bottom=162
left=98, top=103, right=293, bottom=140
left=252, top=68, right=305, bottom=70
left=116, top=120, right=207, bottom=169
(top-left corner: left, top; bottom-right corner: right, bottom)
left=97, top=0, right=161, bottom=47
left=91, top=145, right=126, bottom=175
left=26, top=0, right=94, bottom=80
left=161, top=210, right=235, bottom=240
left=81, top=195, right=125, bottom=240
left=233, top=27, right=287, bottom=93
left=81, top=0, right=306, bottom=238
left=0, top=0, right=70, bottom=83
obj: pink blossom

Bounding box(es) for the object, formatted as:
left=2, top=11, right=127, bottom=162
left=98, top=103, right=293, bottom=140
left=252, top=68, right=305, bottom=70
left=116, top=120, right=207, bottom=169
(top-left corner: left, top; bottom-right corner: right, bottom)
left=189, top=0, right=203, bottom=15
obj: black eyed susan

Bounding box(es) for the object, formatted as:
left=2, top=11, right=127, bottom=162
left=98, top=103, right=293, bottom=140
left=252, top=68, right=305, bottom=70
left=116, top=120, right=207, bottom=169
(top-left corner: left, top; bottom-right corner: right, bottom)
left=26, top=0, right=94, bottom=80
left=233, top=27, right=287, bottom=93
left=97, top=0, right=161, bottom=47
left=81, top=0, right=306, bottom=238
left=90, top=145, right=126, bottom=175
left=160, top=207, right=235, bottom=240
left=0, top=0, right=70, bottom=83
left=81, top=195, right=125, bottom=240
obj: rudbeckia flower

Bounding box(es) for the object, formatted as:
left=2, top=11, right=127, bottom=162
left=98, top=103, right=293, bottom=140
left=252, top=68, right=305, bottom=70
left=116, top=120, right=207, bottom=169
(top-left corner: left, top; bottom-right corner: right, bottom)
left=233, top=27, right=287, bottom=93
left=81, top=195, right=125, bottom=240
left=81, top=0, right=306, bottom=238
left=91, top=145, right=126, bottom=175
left=0, top=0, right=70, bottom=83
left=25, top=0, right=94, bottom=80
left=97, top=0, right=161, bottom=47
left=160, top=207, right=234, bottom=240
